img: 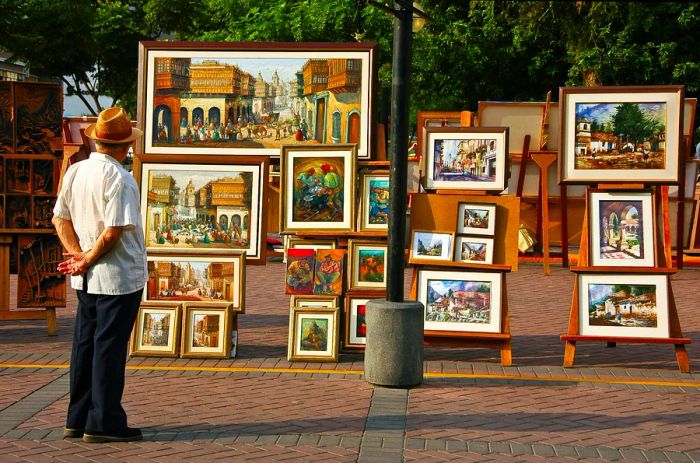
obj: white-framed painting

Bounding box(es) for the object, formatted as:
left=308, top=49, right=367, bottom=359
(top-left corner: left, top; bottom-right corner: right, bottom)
left=456, top=202, right=497, bottom=236
left=589, top=190, right=655, bottom=267
left=578, top=273, right=669, bottom=339
left=559, top=85, right=683, bottom=184
left=423, top=127, right=508, bottom=192
left=357, top=171, right=389, bottom=232
left=138, top=41, right=377, bottom=160
left=409, top=230, right=454, bottom=263
left=454, top=236, right=494, bottom=265
left=133, top=154, right=268, bottom=264
left=415, top=269, right=502, bottom=334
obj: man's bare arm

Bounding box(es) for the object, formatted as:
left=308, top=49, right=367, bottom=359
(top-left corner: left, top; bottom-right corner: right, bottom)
left=52, top=216, right=82, bottom=254
left=53, top=216, right=124, bottom=276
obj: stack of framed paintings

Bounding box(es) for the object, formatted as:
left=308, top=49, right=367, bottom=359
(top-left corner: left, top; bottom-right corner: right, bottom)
left=557, top=85, right=691, bottom=373
left=0, top=81, right=64, bottom=335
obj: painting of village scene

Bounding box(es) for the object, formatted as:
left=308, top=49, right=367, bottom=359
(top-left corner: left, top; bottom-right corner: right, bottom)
left=143, top=45, right=374, bottom=159
left=587, top=283, right=658, bottom=328
left=573, top=102, right=667, bottom=170
left=140, top=311, right=172, bottom=348
left=425, top=279, right=492, bottom=324
left=456, top=237, right=493, bottom=264
left=591, top=191, right=654, bottom=267
left=291, top=156, right=345, bottom=223
left=411, top=231, right=453, bottom=262
left=146, top=257, right=241, bottom=305
left=141, top=163, right=262, bottom=258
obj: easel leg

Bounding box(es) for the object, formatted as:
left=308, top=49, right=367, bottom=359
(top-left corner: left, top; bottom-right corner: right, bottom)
left=500, top=340, right=512, bottom=367
left=606, top=342, right=616, bottom=348
left=563, top=340, right=576, bottom=368
left=46, top=307, right=57, bottom=336
left=674, top=344, right=691, bottom=373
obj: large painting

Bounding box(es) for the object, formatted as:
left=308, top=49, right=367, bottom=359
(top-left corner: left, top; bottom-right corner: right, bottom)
left=280, top=145, right=355, bottom=233
left=145, top=254, right=245, bottom=310
left=17, top=234, right=66, bottom=308
left=14, top=82, right=63, bottom=155
left=589, top=190, right=655, bottom=267
left=415, top=269, right=502, bottom=334
left=559, top=86, right=683, bottom=184
left=423, top=127, right=508, bottom=192
left=134, top=154, right=268, bottom=263
left=138, top=41, right=376, bottom=159
left=578, top=273, right=669, bottom=339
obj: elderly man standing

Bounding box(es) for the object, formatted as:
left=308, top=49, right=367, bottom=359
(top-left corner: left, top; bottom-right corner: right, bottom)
left=52, top=107, right=147, bottom=443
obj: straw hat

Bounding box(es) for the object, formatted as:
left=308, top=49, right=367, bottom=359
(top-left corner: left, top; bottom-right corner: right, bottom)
left=84, top=107, right=143, bottom=144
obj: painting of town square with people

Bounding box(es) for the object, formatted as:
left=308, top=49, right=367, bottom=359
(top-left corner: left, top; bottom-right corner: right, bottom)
left=426, top=279, right=492, bottom=324
left=587, top=283, right=658, bottom=328
left=574, top=102, right=667, bottom=170
left=144, top=168, right=254, bottom=252
left=147, top=52, right=370, bottom=158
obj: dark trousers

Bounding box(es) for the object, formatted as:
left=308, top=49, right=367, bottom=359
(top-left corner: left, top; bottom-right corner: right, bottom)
left=66, top=285, right=143, bottom=433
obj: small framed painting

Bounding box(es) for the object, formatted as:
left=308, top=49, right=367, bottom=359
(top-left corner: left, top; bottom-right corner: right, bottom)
left=415, top=110, right=462, bottom=162
left=578, top=273, right=669, bottom=339
left=344, top=294, right=384, bottom=349
left=285, top=248, right=315, bottom=295
left=289, top=295, right=339, bottom=309
left=409, top=230, right=454, bottom=263
left=130, top=302, right=182, bottom=357
left=313, top=249, right=345, bottom=296
left=559, top=85, right=683, bottom=184
left=415, top=269, right=502, bottom=334
left=286, top=237, right=336, bottom=253
left=456, top=202, right=496, bottom=236
left=348, top=240, right=387, bottom=291
left=423, top=127, right=508, bottom=191
left=288, top=306, right=340, bottom=361
left=181, top=303, right=232, bottom=358
left=589, top=190, right=655, bottom=267
left=455, top=236, right=494, bottom=264
left=145, top=253, right=246, bottom=311
left=280, top=145, right=356, bottom=233
left=357, top=171, right=389, bottom=232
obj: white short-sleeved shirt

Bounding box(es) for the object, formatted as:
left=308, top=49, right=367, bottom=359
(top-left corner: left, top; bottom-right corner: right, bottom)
left=53, top=152, right=148, bottom=295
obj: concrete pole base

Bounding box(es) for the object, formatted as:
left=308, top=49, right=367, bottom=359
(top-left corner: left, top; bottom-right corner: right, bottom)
left=364, top=299, right=424, bottom=388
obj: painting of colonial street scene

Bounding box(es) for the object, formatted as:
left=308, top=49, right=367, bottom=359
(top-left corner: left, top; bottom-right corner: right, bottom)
left=590, top=191, right=654, bottom=267
left=417, top=270, right=502, bottom=333
left=131, top=305, right=181, bottom=356
left=579, top=274, right=669, bottom=338
left=574, top=102, right=666, bottom=170
left=457, top=202, right=496, bottom=236
left=141, top=43, right=375, bottom=159
left=182, top=305, right=231, bottom=357
left=145, top=255, right=244, bottom=308
left=192, top=313, right=221, bottom=348
left=140, top=311, right=172, bottom=348
left=455, top=237, right=494, bottom=264
left=139, top=162, right=263, bottom=259
left=424, top=128, right=508, bottom=191
left=560, top=87, right=682, bottom=183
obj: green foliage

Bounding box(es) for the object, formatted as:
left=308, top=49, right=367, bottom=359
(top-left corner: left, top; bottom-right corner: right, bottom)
left=612, top=103, right=660, bottom=143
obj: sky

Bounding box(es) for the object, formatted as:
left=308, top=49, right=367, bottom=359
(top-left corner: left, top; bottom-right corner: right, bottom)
left=192, top=57, right=307, bottom=83
left=575, top=103, right=666, bottom=124
left=427, top=279, right=488, bottom=295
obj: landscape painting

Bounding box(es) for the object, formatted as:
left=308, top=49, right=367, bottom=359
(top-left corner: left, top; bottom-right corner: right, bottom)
left=457, top=202, right=497, bottom=236
left=410, top=230, right=453, bottom=262
left=424, top=128, right=508, bottom=191
left=140, top=42, right=376, bottom=159
left=579, top=274, right=669, bottom=338
left=358, top=171, right=389, bottom=231
left=285, top=248, right=315, bottom=295
left=455, top=237, right=494, bottom=264
left=590, top=191, right=654, bottom=267
left=138, top=160, right=264, bottom=261
left=145, top=254, right=244, bottom=309
left=417, top=270, right=502, bottom=333
left=281, top=146, right=355, bottom=233
left=560, top=87, right=682, bottom=183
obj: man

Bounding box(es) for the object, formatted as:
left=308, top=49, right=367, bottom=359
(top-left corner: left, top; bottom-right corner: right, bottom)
left=52, top=107, right=147, bottom=443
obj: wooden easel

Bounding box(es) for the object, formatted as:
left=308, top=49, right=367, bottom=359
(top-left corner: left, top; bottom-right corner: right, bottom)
left=0, top=234, right=57, bottom=335
left=531, top=151, right=558, bottom=275
left=560, top=184, right=691, bottom=372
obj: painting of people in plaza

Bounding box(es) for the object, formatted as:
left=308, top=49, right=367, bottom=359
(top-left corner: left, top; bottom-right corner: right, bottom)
left=313, top=249, right=344, bottom=296
left=432, top=138, right=498, bottom=183
left=285, top=249, right=315, bottom=295
left=147, top=259, right=238, bottom=302
left=0, top=82, right=13, bottom=153
left=587, top=283, right=658, bottom=328
left=424, top=278, right=493, bottom=330
left=292, top=157, right=345, bottom=223
left=143, top=166, right=256, bottom=253
left=300, top=317, right=329, bottom=352
left=140, top=312, right=171, bottom=347
left=192, top=313, right=221, bottom=348
left=142, top=43, right=375, bottom=159
left=14, top=83, right=63, bottom=155
left=574, top=102, right=666, bottom=170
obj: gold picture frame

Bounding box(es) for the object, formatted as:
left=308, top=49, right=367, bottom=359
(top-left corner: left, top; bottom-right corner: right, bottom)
left=287, top=306, right=340, bottom=361
left=181, top=302, right=232, bottom=358
left=289, top=295, right=340, bottom=309
left=130, top=302, right=182, bottom=358
left=347, top=239, right=387, bottom=291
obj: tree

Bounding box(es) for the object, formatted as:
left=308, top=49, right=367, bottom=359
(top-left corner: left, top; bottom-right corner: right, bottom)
left=612, top=103, right=659, bottom=144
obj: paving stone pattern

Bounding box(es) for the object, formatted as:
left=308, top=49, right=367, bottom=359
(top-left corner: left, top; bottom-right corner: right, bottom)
left=0, top=264, right=699, bottom=461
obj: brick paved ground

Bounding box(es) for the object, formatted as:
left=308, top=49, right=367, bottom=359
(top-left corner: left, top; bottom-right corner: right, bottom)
left=0, top=263, right=699, bottom=462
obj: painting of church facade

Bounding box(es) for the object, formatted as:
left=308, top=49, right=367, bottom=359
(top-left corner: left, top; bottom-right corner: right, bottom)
left=139, top=42, right=376, bottom=159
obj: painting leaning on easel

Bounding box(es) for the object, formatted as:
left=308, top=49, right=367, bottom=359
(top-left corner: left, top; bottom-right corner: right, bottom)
left=17, top=234, right=66, bottom=308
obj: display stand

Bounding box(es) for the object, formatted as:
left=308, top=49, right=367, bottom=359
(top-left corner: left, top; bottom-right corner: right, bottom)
left=0, top=234, right=57, bottom=335
left=560, top=185, right=691, bottom=373
left=531, top=152, right=558, bottom=275
left=409, top=193, right=520, bottom=366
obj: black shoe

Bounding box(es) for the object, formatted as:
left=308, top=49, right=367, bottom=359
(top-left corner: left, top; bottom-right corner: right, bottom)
left=63, top=428, right=84, bottom=439
left=82, top=427, right=142, bottom=443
